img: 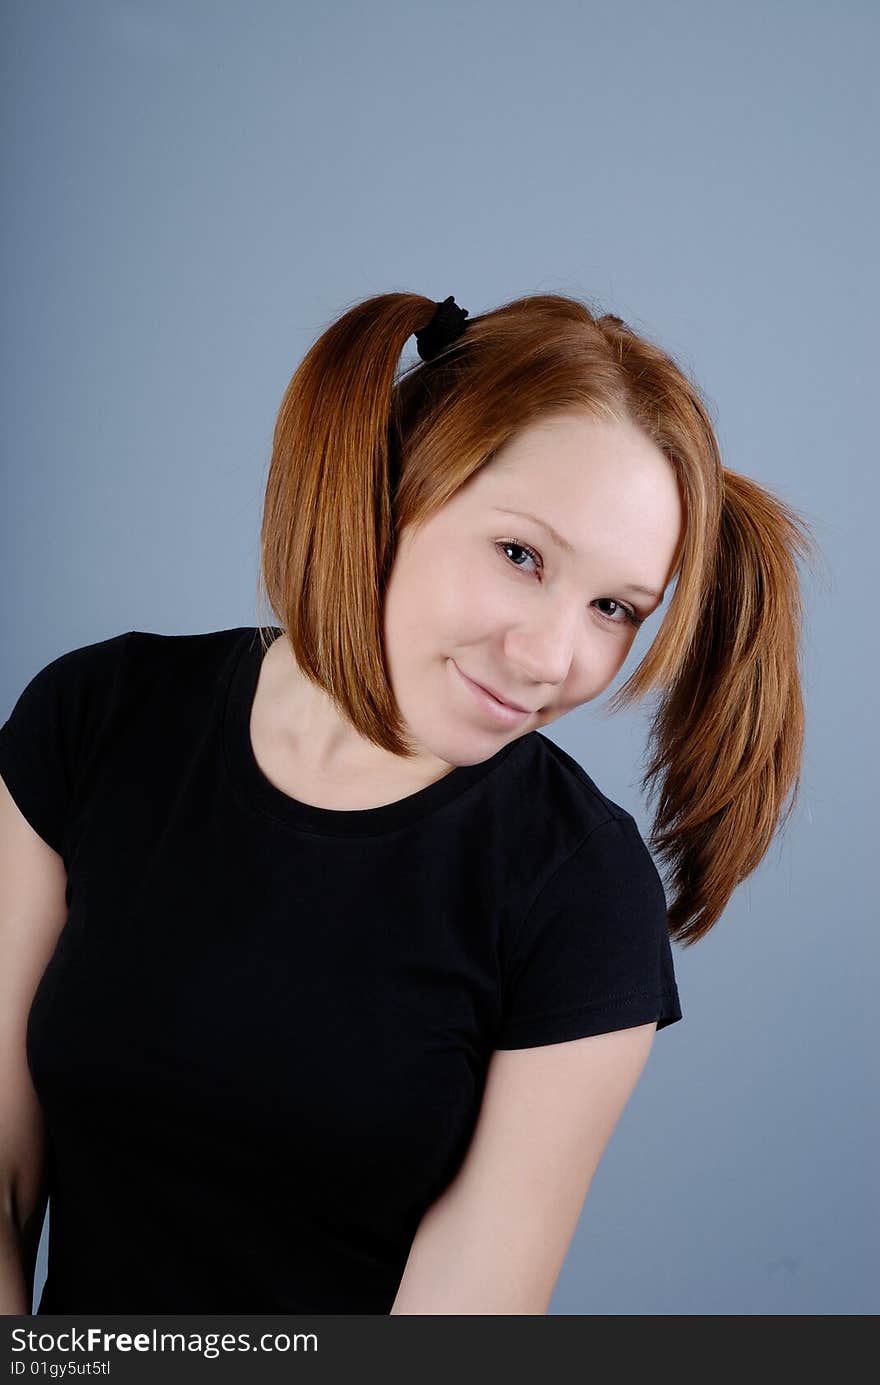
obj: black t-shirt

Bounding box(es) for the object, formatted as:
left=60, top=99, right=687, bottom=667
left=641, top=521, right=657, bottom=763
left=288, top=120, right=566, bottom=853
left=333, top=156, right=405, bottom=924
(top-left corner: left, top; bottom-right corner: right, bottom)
left=0, top=626, right=682, bottom=1313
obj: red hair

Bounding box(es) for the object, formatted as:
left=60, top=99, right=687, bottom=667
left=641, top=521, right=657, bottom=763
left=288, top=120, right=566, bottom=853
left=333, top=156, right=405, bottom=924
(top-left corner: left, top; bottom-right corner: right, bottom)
left=256, top=291, right=819, bottom=945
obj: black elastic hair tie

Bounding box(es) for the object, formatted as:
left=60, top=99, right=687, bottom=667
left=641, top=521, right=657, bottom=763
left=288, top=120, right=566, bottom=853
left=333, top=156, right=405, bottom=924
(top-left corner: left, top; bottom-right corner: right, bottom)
left=415, top=295, right=470, bottom=362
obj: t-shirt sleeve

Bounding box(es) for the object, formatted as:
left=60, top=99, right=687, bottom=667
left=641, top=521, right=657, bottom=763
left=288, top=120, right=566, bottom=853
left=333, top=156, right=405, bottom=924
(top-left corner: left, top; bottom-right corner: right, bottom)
left=0, top=634, right=130, bottom=857
left=495, top=813, right=683, bottom=1049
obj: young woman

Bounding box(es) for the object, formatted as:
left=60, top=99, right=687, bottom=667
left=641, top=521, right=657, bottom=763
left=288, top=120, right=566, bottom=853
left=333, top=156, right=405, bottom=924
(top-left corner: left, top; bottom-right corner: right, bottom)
left=0, top=291, right=816, bottom=1315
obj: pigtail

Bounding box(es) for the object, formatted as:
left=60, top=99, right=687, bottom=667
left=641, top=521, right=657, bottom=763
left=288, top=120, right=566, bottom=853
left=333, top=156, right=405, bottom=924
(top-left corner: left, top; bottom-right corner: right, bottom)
left=638, top=468, right=818, bottom=945
left=258, top=293, right=441, bottom=758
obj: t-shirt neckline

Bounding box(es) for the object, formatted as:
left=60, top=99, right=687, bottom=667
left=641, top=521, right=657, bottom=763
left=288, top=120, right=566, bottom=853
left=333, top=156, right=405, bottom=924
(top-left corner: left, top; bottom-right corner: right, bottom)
left=222, top=626, right=520, bottom=837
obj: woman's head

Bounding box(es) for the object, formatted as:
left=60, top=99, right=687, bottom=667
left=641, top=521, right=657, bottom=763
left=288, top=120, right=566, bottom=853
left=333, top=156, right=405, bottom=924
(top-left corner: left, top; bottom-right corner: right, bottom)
left=258, top=293, right=704, bottom=752
left=257, top=291, right=818, bottom=943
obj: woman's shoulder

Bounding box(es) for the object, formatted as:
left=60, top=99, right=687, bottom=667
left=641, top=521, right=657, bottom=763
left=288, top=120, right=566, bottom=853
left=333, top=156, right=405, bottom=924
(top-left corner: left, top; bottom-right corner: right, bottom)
left=502, top=728, right=637, bottom=839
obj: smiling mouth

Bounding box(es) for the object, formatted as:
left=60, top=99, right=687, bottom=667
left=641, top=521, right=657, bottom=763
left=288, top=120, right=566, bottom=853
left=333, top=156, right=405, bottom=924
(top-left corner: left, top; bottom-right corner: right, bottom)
left=452, top=661, right=537, bottom=722
left=472, top=681, right=532, bottom=713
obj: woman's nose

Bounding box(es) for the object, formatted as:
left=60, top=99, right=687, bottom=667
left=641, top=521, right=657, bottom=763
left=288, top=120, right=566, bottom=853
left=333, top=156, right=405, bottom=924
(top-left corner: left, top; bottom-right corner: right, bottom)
left=502, top=612, right=577, bottom=691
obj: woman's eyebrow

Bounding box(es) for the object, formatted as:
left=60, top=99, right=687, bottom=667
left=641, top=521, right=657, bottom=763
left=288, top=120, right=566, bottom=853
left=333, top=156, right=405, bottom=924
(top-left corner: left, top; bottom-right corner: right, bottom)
left=493, top=506, right=577, bottom=555
left=492, top=506, right=663, bottom=601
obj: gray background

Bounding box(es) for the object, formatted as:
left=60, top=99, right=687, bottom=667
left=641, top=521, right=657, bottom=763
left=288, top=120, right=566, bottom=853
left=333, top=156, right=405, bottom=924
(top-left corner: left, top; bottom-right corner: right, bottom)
left=1, top=0, right=875, bottom=1316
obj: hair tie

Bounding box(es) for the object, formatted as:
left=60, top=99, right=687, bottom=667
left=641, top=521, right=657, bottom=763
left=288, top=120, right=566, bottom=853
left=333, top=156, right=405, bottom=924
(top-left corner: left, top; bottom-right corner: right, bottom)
left=415, top=295, right=470, bottom=362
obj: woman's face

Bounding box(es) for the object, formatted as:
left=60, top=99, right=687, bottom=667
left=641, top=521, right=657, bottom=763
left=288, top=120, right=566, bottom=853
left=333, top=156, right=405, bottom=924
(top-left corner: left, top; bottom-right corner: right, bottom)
left=382, top=409, right=684, bottom=767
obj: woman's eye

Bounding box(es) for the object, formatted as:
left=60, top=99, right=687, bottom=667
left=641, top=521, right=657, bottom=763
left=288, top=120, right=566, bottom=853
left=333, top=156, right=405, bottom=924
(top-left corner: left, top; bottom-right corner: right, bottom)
left=593, top=598, right=642, bottom=628
left=497, top=538, right=542, bottom=575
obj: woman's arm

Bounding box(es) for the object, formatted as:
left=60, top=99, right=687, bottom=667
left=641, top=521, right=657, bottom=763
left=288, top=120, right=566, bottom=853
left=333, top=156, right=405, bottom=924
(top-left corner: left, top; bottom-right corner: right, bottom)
left=390, top=1021, right=657, bottom=1315
left=0, top=772, right=66, bottom=1315
left=1, top=1196, right=47, bottom=1316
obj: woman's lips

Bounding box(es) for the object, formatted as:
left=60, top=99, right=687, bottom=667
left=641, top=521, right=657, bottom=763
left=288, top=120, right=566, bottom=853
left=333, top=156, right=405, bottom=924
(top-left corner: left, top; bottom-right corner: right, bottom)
left=452, top=661, right=532, bottom=728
